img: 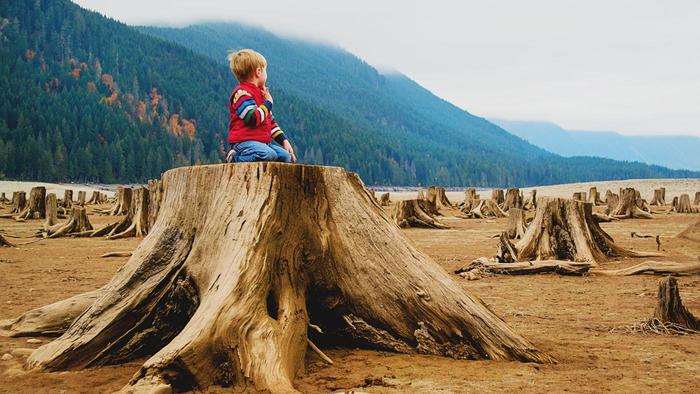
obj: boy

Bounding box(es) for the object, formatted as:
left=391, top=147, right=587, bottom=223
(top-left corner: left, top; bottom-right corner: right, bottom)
left=226, top=49, right=297, bottom=163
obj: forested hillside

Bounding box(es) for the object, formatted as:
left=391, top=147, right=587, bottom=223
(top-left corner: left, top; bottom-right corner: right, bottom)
left=0, top=0, right=697, bottom=186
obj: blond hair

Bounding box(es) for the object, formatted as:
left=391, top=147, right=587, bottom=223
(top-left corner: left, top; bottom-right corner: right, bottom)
left=227, top=49, right=266, bottom=82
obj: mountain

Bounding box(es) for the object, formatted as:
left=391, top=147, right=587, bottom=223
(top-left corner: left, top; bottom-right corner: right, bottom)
left=492, top=119, right=700, bottom=171
left=0, top=1, right=698, bottom=186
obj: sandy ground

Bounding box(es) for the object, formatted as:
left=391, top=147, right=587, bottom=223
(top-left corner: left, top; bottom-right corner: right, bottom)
left=0, top=180, right=699, bottom=393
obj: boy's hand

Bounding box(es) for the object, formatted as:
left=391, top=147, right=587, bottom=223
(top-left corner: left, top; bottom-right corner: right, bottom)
left=262, top=86, right=273, bottom=103
left=282, top=140, right=297, bottom=163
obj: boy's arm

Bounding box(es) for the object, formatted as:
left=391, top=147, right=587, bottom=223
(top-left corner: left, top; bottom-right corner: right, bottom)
left=232, top=89, right=273, bottom=128
left=270, top=113, right=288, bottom=145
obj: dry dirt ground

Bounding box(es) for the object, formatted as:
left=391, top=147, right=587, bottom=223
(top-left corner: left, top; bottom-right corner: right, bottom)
left=1, top=181, right=699, bottom=393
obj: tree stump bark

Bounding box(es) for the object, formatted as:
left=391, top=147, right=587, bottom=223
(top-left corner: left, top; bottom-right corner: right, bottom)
left=694, top=191, right=700, bottom=205
left=45, top=206, right=93, bottom=238
left=460, top=188, right=480, bottom=212
left=107, top=187, right=150, bottom=239
left=427, top=186, right=452, bottom=209
left=76, top=191, right=86, bottom=206
left=148, top=179, right=163, bottom=227
left=588, top=187, right=604, bottom=205
left=505, top=208, right=527, bottom=239
left=650, top=188, right=666, bottom=206
left=468, top=199, right=508, bottom=219
left=393, top=199, right=448, bottom=229
left=16, top=163, right=550, bottom=393
left=609, top=188, right=653, bottom=219
left=87, top=191, right=107, bottom=205
left=653, top=277, right=699, bottom=330
left=672, top=194, right=697, bottom=213
left=497, top=197, right=658, bottom=264
left=501, top=188, right=522, bottom=211
left=61, top=190, right=74, bottom=209
left=9, top=191, right=27, bottom=214
left=379, top=192, right=391, bottom=206
left=524, top=189, right=537, bottom=210
left=45, top=193, right=59, bottom=228
left=572, top=192, right=587, bottom=202
left=15, top=187, right=46, bottom=220
left=491, top=189, right=505, bottom=205
left=109, top=187, right=132, bottom=216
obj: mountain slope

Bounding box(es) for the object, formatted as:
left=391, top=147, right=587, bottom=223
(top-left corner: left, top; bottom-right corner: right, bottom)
left=0, top=1, right=698, bottom=186
left=492, top=119, right=700, bottom=171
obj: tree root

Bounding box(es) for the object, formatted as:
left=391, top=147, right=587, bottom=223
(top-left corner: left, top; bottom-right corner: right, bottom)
left=592, top=261, right=700, bottom=276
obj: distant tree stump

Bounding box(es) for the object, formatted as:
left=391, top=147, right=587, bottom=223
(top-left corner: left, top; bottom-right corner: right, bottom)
left=15, top=187, right=46, bottom=220
left=694, top=191, right=700, bottom=205
left=467, top=199, right=508, bottom=219
left=416, top=188, right=426, bottom=200
left=501, top=188, right=522, bottom=211
left=75, top=191, right=86, bottom=206
left=427, top=186, right=452, bottom=209
left=379, top=192, right=391, bottom=206
left=44, top=206, right=93, bottom=238
left=609, top=188, right=652, bottom=219
left=109, top=187, right=132, bottom=216
left=61, top=190, right=74, bottom=208
left=393, top=199, right=448, bottom=229
left=87, top=191, right=107, bottom=205
left=0, top=192, right=9, bottom=204
left=652, top=277, right=699, bottom=331
left=461, top=188, right=480, bottom=211
left=498, top=197, right=657, bottom=264
left=505, top=208, right=527, bottom=239
left=588, top=187, right=604, bottom=205
left=9, top=192, right=26, bottom=214
left=9, top=163, right=549, bottom=393
left=45, top=193, right=59, bottom=228
left=107, top=187, right=150, bottom=239
left=491, top=189, right=505, bottom=204
left=672, top=194, right=697, bottom=213
left=148, top=179, right=163, bottom=227
left=524, top=189, right=537, bottom=210
left=650, top=188, right=666, bottom=206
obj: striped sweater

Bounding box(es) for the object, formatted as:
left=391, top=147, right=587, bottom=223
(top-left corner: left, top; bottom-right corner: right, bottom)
left=228, top=81, right=287, bottom=145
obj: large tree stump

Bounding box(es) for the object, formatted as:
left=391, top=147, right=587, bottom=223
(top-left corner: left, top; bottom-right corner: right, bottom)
left=501, top=188, right=522, bottom=211
left=45, top=193, right=59, bottom=228
left=491, top=189, right=505, bottom=204
left=61, top=190, right=74, bottom=209
left=393, top=199, right=448, bottom=229
left=45, top=206, right=93, bottom=238
left=109, top=187, right=132, bottom=216
left=107, top=187, right=150, bottom=239
left=609, top=188, right=652, bottom=219
left=467, top=199, right=508, bottom=219
left=653, top=277, right=699, bottom=331
left=588, top=187, right=604, bottom=205
left=148, top=179, right=164, bottom=227
left=9, top=192, right=26, bottom=214
left=650, top=188, right=666, bottom=206
left=497, top=197, right=658, bottom=264
left=15, top=187, right=46, bottom=220
left=505, top=208, right=527, bottom=239
left=461, top=188, right=480, bottom=212
left=672, top=194, right=697, bottom=213
left=427, top=186, right=452, bottom=209
left=15, top=164, right=549, bottom=393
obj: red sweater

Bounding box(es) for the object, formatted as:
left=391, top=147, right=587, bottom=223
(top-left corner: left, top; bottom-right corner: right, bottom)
left=228, top=81, right=287, bottom=145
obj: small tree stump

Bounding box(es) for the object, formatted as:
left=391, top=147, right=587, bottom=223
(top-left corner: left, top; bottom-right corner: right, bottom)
left=9, top=192, right=27, bottom=214
left=9, top=163, right=549, bottom=393
left=107, top=187, right=150, bottom=239
left=109, top=187, right=132, bottom=216
left=461, top=188, right=480, bottom=211
left=15, top=187, right=46, bottom=220
left=505, top=208, right=527, bottom=239
left=393, top=199, right=448, bottom=229
left=609, top=188, right=652, bottom=219
left=45, top=193, right=59, bottom=228
left=501, top=188, right=522, bottom=211
left=46, top=206, right=93, bottom=238
left=0, top=192, right=9, bottom=204
left=76, top=191, right=86, bottom=206
left=468, top=199, right=508, bottom=219
left=672, top=194, right=697, bottom=213
left=379, top=192, right=391, bottom=206
left=491, top=189, right=505, bottom=204
left=588, top=187, right=604, bottom=205
left=427, top=186, right=452, bottom=209
left=87, top=191, right=107, bottom=205
left=694, top=191, right=700, bottom=205
left=653, top=277, right=699, bottom=330
left=524, top=189, right=537, bottom=210
left=650, top=188, right=666, bottom=206
left=61, top=190, right=73, bottom=208
left=498, top=197, right=658, bottom=263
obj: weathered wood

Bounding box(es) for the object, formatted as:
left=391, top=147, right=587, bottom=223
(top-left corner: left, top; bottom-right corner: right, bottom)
left=87, top=191, right=107, bottom=205
left=9, top=191, right=26, bottom=214
left=107, top=187, right=150, bottom=239
left=609, top=187, right=653, bottom=219
left=44, top=193, right=59, bottom=228
left=501, top=188, right=522, bottom=211
left=572, top=192, right=587, bottom=202
left=393, top=199, right=448, bottom=229
left=491, top=189, right=504, bottom=204
left=457, top=257, right=593, bottom=277
left=13, top=164, right=550, bottom=393
left=505, top=208, right=527, bottom=239
left=652, top=277, right=699, bottom=330
left=61, top=190, right=73, bottom=208
left=694, top=191, right=700, bottom=205
left=15, top=187, right=46, bottom=220
left=467, top=199, right=508, bottom=219
left=524, top=189, right=537, bottom=210
left=427, top=186, right=452, bottom=209
left=461, top=188, right=480, bottom=212
left=0, top=192, right=9, bottom=204
left=498, top=197, right=659, bottom=264
left=109, top=187, right=132, bottom=216
left=588, top=187, right=604, bottom=205
left=593, top=261, right=700, bottom=276
left=76, top=191, right=86, bottom=206
left=379, top=192, right=391, bottom=206
left=672, top=194, right=697, bottom=213
left=148, top=179, right=163, bottom=227
left=650, top=188, right=666, bottom=206
left=45, top=206, right=93, bottom=238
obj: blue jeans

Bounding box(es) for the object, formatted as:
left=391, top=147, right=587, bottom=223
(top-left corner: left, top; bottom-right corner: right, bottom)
left=230, top=141, right=291, bottom=163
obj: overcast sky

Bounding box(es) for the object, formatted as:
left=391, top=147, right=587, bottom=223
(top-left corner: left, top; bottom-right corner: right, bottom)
left=74, top=0, right=700, bottom=136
